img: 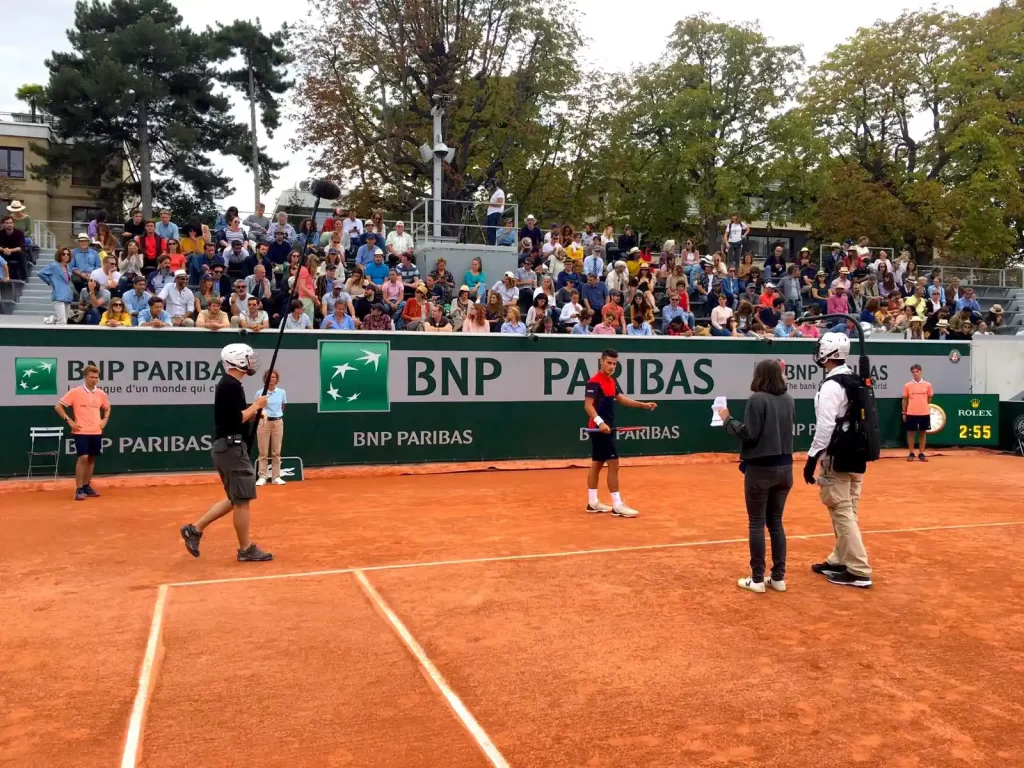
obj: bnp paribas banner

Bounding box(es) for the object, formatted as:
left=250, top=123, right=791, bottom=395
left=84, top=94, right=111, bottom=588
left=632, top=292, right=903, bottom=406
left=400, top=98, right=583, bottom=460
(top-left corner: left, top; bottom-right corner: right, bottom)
left=0, top=327, right=972, bottom=477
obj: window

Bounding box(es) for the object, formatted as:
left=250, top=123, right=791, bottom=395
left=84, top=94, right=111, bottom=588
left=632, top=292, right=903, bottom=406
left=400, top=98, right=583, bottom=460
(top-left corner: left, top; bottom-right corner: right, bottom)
left=72, top=207, right=102, bottom=226
left=747, top=236, right=793, bottom=261
left=72, top=166, right=102, bottom=187
left=0, top=147, right=25, bottom=179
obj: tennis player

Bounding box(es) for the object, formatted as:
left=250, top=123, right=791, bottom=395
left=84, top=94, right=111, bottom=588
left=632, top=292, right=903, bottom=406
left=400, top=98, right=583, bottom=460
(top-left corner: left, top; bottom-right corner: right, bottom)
left=584, top=348, right=657, bottom=517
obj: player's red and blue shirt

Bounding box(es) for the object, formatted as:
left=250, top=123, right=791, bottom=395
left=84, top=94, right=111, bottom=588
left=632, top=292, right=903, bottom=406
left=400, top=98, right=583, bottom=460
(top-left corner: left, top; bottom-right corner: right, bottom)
left=585, top=372, right=621, bottom=429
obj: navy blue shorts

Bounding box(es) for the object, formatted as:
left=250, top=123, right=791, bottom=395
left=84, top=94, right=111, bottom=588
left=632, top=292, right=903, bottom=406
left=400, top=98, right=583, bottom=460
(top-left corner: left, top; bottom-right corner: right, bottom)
left=74, top=434, right=103, bottom=457
left=590, top=433, right=619, bottom=463
left=905, top=415, right=930, bottom=432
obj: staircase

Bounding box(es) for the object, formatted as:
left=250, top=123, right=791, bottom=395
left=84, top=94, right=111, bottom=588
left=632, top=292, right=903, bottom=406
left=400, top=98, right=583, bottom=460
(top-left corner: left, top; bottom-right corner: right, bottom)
left=12, top=249, right=57, bottom=321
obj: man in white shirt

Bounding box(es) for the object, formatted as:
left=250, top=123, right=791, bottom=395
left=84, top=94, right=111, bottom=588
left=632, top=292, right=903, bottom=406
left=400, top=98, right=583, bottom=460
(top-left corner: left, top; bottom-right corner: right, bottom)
left=722, top=213, right=750, bottom=269
left=158, top=270, right=196, bottom=327
left=485, top=181, right=505, bottom=246
left=804, top=332, right=873, bottom=589
left=605, top=260, right=628, bottom=292
left=238, top=296, right=269, bottom=331
left=341, top=209, right=363, bottom=240
left=385, top=221, right=415, bottom=262
left=490, top=272, right=519, bottom=306
left=223, top=239, right=251, bottom=265
left=558, top=290, right=583, bottom=329
left=90, top=255, right=121, bottom=292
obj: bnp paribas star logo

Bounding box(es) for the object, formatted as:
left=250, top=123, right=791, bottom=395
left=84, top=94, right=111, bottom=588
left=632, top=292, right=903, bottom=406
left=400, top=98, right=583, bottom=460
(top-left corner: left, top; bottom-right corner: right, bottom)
left=15, top=358, right=58, bottom=396
left=318, top=341, right=390, bottom=413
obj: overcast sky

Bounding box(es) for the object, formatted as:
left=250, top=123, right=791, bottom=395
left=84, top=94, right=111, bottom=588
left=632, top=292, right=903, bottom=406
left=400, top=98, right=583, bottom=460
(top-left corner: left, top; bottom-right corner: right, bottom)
left=2, top=0, right=999, bottom=213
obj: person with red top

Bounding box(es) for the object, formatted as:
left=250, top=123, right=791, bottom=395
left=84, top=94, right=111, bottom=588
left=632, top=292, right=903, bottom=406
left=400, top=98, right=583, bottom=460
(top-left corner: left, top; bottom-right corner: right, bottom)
left=583, top=349, right=658, bottom=518
left=902, top=364, right=934, bottom=462
left=54, top=365, right=112, bottom=501
left=136, top=220, right=166, bottom=269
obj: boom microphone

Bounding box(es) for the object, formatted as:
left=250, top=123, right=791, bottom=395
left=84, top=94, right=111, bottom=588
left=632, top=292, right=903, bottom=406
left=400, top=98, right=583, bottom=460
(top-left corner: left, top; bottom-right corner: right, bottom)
left=309, top=179, right=341, bottom=200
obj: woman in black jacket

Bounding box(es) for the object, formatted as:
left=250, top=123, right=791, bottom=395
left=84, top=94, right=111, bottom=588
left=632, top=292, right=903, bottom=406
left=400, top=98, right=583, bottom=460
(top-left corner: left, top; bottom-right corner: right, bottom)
left=717, top=359, right=795, bottom=594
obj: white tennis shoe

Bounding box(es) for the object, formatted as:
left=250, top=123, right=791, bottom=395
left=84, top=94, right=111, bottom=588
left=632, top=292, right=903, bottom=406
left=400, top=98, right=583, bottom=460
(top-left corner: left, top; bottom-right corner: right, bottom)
left=737, top=577, right=766, bottom=593
left=271, top=477, right=286, bottom=485
left=611, top=503, right=638, bottom=518
left=255, top=476, right=267, bottom=487
left=766, top=577, right=786, bottom=592
left=586, top=502, right=612, bottom=513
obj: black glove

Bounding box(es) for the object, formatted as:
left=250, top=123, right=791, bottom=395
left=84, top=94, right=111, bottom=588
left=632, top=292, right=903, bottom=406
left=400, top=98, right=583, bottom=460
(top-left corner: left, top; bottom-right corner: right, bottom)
left=803, top=454, right=819, bottom=485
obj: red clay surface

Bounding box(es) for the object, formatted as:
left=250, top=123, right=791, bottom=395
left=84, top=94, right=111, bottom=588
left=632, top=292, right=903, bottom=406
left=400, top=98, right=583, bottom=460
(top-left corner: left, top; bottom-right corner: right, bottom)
left=1, top=452, right=1022, bottom=767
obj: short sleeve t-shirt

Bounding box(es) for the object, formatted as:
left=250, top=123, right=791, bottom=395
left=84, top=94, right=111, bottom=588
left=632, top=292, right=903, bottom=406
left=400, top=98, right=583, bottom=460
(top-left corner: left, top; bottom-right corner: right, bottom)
left=585, top=371, right=621, bottom=429
left=903, top=380, right=933, bottom=416
left=214, top=375, right=247, bottom=439
left=59, top=385, right=110, bottom=435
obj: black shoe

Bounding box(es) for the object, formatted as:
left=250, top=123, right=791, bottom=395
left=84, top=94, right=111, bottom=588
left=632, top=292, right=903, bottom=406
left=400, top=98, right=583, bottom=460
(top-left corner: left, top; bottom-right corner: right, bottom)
left=237, top=543, right=273, bottom=562
left=827, top=570, right=873, bottom=588
left=907, top=452, right=916, bottom=462
left=918, top=452, right=928, bottom=462
left=811, top=561, right=847, bottom=576
left=180, top=524, right=202, bottom=558
left=81, top=484, right=100, bottom=497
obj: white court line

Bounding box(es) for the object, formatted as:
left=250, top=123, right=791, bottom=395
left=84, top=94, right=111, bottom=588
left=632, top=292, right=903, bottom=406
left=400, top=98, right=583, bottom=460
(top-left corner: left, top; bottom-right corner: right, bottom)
left=120, top=583, right=169, bottom=768
left=165, top=520, right=1024, bottom=590
left=354, top=569, right=510, bottom=768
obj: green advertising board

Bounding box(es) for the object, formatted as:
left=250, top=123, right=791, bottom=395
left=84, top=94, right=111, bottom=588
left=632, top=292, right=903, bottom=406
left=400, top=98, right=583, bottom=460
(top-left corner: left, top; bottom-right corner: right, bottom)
left=925, top=395, right=1000, bottom=447
left=0, top=327, right=976, bottom=478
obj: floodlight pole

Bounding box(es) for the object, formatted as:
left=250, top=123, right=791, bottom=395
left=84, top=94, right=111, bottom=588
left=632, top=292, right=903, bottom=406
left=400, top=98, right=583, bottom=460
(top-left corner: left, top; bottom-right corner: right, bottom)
left=431, top=103, right=444, bottom=240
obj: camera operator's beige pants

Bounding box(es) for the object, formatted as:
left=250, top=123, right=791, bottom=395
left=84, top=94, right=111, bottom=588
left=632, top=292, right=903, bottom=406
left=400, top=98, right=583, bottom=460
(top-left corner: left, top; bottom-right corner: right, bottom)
left=818, top=456, right=872, bottom=577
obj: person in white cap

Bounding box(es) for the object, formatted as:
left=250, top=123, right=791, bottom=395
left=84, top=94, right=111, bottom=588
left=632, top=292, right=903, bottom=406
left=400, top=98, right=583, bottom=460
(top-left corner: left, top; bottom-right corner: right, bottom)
left=6, top=200, right=33, bottom=236
left=70, top=233, right=101, bottom=293
left=490, top=271, right=520, bottom=306
left=158, top=269, right=196, bottom=326
left=519, top=214, right=542, bottom=249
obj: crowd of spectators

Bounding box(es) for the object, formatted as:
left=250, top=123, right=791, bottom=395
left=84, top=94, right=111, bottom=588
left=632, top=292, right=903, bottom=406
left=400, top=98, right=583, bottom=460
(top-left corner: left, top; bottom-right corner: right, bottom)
left=26, top=203, right=1008, bottom=340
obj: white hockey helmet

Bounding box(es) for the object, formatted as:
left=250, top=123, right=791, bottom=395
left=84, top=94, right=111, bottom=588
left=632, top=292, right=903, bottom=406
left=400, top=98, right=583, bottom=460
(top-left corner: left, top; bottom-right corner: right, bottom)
left=813, top=331, right=850, bottom=366
left=221, top=343, right=259, bottom=376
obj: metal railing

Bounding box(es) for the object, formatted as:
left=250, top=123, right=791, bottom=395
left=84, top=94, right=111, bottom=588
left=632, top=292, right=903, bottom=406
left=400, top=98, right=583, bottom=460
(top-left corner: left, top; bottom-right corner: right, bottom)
left=409, top=198, right=519, bottom=246
left=930, top=265, right=1023, bottom=289
left=0, top=111, right=56, bottom=126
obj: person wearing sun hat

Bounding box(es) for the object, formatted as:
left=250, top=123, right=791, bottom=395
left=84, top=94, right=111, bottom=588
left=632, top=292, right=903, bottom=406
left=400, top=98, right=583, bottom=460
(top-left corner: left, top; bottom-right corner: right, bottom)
left=985, top=304, right=1004, bottom=330
left=6, top=200, right=33, bottom=237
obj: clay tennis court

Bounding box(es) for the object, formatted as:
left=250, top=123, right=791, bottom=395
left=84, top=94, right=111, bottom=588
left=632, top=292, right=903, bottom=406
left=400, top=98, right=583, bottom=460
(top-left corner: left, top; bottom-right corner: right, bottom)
left=2, top=451, right=1023, bottom=767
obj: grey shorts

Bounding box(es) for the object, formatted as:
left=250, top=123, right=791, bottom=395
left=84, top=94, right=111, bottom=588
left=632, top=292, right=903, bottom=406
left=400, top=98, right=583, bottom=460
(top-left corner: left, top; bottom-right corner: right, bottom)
left=211, top=438, right=257, bottom=505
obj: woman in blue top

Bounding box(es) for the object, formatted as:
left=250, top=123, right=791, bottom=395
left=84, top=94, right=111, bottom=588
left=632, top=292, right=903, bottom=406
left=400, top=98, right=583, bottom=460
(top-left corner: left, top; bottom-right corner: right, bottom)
left=500, top=306, right=527, bottom=334
left=463, top=257, right=487, bottom=302
left=256, top=370, right=287, bottom=486
left=38, top=247, right=75, bottom=325
left=626, top=313, right=653, bottom=336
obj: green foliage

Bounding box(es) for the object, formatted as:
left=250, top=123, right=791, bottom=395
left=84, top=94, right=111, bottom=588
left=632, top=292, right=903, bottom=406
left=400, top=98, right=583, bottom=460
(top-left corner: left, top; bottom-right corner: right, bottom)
left=291, top=0, right=582, bottom=221
left=800, top=5, right=1024, bottom=265
left=15, top=84, right=46, bottom=119
left=214, top=20, right=293, bottom=138
left=31, top=0, right=283, bottom=217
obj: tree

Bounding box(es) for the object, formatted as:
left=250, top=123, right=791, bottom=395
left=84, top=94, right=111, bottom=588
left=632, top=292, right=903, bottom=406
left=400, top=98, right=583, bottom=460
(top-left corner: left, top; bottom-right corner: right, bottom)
left=291, top=0, right=581, bottom=231
left=800, top=6, right=1024, bottom=265
left=214, top=20, right=293, bottom=211
left=15, top=84, right=46, bottom=122
left=598, top=16, right=803, bottom=246
left=32, top=0, right=280, bottom=218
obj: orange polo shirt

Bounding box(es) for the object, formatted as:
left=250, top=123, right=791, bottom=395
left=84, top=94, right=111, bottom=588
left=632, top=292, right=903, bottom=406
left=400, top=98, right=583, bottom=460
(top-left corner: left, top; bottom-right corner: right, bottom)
left=903, top=380, right=933, bottom=416
left=59, top=386, right=110, bottom=435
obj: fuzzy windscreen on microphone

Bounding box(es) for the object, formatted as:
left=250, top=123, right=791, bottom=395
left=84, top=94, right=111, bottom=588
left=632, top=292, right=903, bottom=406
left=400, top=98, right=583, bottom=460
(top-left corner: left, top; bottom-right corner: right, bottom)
left=309, top=180, right=342, bottom=200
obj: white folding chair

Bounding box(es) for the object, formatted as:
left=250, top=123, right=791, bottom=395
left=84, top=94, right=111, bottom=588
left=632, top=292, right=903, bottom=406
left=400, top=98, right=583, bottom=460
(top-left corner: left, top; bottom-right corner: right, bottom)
left=28, top=427, right=64, bottom=478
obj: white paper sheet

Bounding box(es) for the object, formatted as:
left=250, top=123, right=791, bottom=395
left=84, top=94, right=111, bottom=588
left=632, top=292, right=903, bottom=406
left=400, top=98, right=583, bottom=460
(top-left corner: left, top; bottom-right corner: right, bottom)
left=710, top=396, right=728, bottom=427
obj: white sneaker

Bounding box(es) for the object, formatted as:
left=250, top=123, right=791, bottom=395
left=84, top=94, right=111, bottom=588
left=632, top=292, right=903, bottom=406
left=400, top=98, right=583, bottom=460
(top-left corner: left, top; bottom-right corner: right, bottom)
left=612, top=503, right=639, bottom=518
left=271, top=477, right=286, bottom=485
left=737, top=577, right=766, bottom=593
left=766, top=577, right=786, bottom=592
left=255, top=476, right=267, bottom=487
left=586, top=502, right=612, bottom=513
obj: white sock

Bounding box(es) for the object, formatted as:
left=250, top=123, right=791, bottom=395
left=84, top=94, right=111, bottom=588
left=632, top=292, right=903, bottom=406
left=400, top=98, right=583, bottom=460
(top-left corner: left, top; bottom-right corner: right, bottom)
left=588, top=488, right=598, bottom=505
left=611, top=492, right=623, bottom=506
